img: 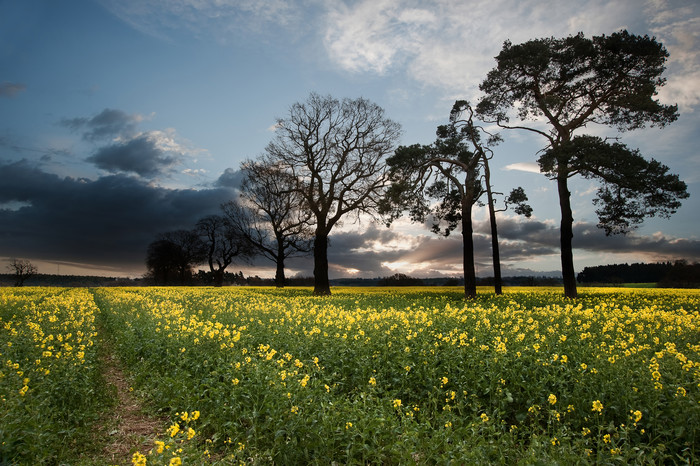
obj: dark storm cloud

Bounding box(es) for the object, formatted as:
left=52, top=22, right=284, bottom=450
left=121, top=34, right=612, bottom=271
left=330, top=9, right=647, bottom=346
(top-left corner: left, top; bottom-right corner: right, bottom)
left=0, top=82, right=26, bottom=97
left=215, top=168, right=245, bottom=189
left=0, top=160, right=236, bottom=270
left=86, top=134, right=179, bottom=178
left=60, top=108, right=141, bottom=141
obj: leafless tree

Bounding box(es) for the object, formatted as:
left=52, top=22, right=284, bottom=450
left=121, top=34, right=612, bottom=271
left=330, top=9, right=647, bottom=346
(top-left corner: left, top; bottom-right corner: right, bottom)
left=223, top=159, right=313, bottom=288
left=7, top=258, right=38, bottom=287
left=195, top=215, right=252, bottom=287
left=262, top=92, right=401, bottom=295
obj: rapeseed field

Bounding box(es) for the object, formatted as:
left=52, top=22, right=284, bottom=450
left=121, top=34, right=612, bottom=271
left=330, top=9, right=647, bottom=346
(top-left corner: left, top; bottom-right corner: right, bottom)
left=1, top=286, right=698, bottom=464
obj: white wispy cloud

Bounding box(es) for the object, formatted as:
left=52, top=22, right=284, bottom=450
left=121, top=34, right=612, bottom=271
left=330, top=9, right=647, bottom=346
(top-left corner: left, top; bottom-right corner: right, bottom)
left=321, top=0, right=698, bottom=106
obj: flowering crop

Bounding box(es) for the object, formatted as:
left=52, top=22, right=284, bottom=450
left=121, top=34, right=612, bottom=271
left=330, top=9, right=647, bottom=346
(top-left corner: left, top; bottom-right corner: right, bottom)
left=93, top=286, right=699, bottom=464
left=0, top=287, right=107, bottom=464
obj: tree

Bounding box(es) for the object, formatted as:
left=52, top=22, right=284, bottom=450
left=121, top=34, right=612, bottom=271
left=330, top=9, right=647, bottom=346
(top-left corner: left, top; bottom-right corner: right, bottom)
left=477, top=30, right=687, bottom=298
left=383, top=105, right=531, bottom=298
left=384, top=129, right=484, bottom=298
left=446, top=101, right=532, bottom=295
left=224, top=159, right=313, bottom=288
left=195, top=214, right=251, bottom=287
left=145, top=230, right=206, bottom=285
left=7, top=258, right=37, bottom=287
left=262, top=92, right=401, bottom=295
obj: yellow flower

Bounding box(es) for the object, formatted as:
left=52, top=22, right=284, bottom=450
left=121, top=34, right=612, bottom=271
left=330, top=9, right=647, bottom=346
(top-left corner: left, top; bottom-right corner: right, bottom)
left=191, top=410, right=200, bottom=420
left=631, top=410, right=642, bottom=423
left=480, top=413, right=489, bottom=422
left=187, top=427, right=196, bottom=440
left=168, top=423, right=180, bottom=437
left=440, top=376, right=448, bottom=386
left=548, top=394, right=557, bottom=405
left=291, top=405, right=299, bottom=414
left=345, top=422, right=353, bottom=429
left=131, top=451, right=147, bottom=466
left=591, top=400, right=604, bottom=414
left=369, top=377, right=377, bottom=386
left=393, top=399, right=402, bottom=408
left=169, top=458, right=182, bottom=466
left=154, top=440, right=165, bottom=454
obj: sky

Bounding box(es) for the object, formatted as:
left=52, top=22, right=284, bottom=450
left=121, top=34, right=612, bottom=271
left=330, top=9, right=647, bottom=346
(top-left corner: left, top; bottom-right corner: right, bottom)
left=1, top=0, right=699, bottom=280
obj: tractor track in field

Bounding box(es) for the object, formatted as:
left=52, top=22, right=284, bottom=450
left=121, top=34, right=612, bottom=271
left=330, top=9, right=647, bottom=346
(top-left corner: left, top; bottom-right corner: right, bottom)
left=97, top=343, right=167, bottom=465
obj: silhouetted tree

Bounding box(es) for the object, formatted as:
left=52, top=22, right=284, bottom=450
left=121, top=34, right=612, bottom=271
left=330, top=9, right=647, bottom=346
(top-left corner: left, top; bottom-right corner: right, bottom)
left=262, top=92, right=401, bottom=295
left=445, top=101, right=532, bottom=295
left=478, top=30, right=687, bottom=298
left=146, top=230, right=205, bottom=285
left=383, top=109, right=530, bottom=299
left=7, top=258, right=37, bottom=287
left=195, top=214, right=251, bottom=287
left=224, top=159, right=313, bottom=288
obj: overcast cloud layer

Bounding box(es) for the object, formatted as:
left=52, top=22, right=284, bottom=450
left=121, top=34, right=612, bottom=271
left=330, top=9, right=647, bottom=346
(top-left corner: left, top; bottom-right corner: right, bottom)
left=1, top=0, right=698, bottom=277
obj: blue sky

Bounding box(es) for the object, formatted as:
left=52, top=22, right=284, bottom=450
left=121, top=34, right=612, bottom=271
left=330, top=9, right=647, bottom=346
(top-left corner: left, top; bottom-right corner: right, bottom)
left=1, top=0, right=699, bottom=279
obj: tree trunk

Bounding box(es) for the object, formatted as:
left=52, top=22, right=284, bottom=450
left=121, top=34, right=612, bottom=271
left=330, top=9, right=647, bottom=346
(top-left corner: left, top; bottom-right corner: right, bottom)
left=461, top=198, right=477, bottom=299
left=213, top=268, right=224, bottom=287
left=275, top=244, right=286, bottom=288
left=483, top=160, right=503, bottom=295
left=313, top=229, right=331, bottom=296
left=557, top=172, right=578, bottom=298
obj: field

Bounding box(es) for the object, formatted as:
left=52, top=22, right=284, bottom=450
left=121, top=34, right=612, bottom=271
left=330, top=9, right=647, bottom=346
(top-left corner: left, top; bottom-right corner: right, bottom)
left=1, top=286, right=698, bottom=465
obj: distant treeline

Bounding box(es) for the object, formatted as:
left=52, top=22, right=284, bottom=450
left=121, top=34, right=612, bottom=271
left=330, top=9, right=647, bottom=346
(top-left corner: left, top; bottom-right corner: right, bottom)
left=1, top=271, right=564, bottom=288
left=577, top=261, right=700, bottom=287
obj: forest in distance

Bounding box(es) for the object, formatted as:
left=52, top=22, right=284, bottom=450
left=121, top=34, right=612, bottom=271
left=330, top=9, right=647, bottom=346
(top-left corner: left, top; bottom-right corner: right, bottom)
left=2, top=260, right=698, bottom=288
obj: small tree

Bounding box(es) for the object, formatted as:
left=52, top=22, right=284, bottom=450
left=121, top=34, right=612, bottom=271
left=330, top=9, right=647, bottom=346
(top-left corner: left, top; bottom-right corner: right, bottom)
left=478, top=30, right=688, bottom=298
left=195, top=214, right=252, bottom=287
left=146, top=230, right=206, bottom=285
left=7, top=258, right=37, bottom=287
left=224, top=159, right=313, bottom=288
left=263, top=92, right=401, bottom=295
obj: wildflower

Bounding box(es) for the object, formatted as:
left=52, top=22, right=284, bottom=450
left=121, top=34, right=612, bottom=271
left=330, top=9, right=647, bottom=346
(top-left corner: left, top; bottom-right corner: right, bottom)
left=630, top=410, right=642, bottom=423
left=393, top=399, right=402, bottom=408
left=581, top=427, right=591, bottom=436
left=345, top=422, right=353, bottom=429
left=548, top=394, right=557, bottom=405
left=154, top=440, right=165, bottom=454
left=132, top=452, right=147, bottom=466
left=445, top=421, right=452, bottom=428
left=291, top=405, right=299, bottom=414
left=369, top=377, right=377, bottom=386
left=603, top=434, right=611, bottom=444
left=191, top=411, right=200, bottom=420
left=187, top=427, right=196, bottom=440
left=441, top=376, right=448, bottom=386
left=480, top=413, right=489, bottom=422
left=676, top=386, right=687, bottom=397
left=169, top=458, right=182, bottom=466
left=551, top=437, right=559, bottom=446
left=168, top=423, right=180, bottom=438
left=591, top=400, right=604, bottom=414
left=180, top=411, right=189, bottom=422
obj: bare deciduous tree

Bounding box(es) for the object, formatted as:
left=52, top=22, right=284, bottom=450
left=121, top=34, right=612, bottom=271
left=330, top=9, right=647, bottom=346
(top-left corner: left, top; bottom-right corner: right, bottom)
left=7, top=258, right=37, bottom=287
left=262, top=92, right=401, bottom=295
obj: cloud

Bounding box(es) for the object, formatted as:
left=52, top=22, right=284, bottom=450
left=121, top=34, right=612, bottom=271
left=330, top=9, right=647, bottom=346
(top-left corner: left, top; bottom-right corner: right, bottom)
left=61, top=108, right=145, bottom=141
left=0, top=160, right=236, bottom=271
left=214, top=168, right=245, bottom=190
left=0, top=82, right=26, bottom=97
left=99, top=0, right=305, bottom=43
left=504, top=162, right=541, bottom=174
left=86, top=132, right=180, bottom=178
left=322, top=0, right=697, bottom=105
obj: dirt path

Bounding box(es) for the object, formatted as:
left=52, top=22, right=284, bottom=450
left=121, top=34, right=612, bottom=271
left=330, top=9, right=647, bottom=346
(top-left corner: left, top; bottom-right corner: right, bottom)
left=98, top=348, right=166, bottom=465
